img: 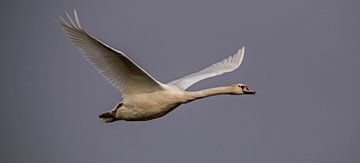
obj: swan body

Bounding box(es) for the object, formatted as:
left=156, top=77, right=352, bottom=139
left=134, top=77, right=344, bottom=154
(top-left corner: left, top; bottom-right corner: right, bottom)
left=58, top=10, right=255, bottom=123
left=115, top=85, right=185, bottom=121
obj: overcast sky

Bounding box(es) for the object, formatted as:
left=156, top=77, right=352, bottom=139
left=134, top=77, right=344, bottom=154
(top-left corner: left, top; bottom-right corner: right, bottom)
left=1, top=0, right=359, bottom=162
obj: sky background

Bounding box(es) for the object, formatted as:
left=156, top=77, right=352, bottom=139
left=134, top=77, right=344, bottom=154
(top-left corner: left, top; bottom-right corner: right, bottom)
left=1, top=0, right=359, bottom=162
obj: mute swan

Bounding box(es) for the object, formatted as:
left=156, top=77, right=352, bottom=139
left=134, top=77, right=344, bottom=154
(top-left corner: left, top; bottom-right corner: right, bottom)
left=58, top=10, right=255, bottom=122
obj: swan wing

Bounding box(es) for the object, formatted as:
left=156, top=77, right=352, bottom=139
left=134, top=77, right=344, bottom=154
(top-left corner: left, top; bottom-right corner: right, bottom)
left=58, top=10, right=164, bottom=96
left=168, top=47, right=245, bottom=90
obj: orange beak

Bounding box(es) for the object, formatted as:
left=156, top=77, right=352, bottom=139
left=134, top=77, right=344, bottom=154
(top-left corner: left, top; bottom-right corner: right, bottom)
left=243, top=86, right=256, bottom=95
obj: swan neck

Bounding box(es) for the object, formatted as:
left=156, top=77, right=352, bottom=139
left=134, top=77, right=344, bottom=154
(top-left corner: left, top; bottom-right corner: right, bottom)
left=185, top=86, right=231, bottom=101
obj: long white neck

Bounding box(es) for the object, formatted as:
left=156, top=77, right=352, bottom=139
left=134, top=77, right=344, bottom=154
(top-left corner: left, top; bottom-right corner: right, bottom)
left=184, top=86, right=232, bottom=102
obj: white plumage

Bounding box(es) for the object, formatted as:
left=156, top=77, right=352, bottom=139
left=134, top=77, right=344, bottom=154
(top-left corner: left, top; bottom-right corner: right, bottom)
left=58, top=10, right=255, bottom=122
left=59, top=10, right=164, bottom=96
left=168, top=47, right=245, bottom=90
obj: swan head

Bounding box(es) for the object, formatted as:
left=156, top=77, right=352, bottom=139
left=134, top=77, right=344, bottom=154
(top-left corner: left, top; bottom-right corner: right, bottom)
left=230, top=83, right=256, bottom=95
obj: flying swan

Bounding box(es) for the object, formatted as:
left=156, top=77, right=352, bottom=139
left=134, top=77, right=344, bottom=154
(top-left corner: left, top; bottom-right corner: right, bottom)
left=58, top=10, right=256, bottom=123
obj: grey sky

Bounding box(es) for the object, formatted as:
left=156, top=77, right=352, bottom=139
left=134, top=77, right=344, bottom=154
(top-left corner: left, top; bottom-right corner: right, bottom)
left=1, top=0, right=359, bottom=162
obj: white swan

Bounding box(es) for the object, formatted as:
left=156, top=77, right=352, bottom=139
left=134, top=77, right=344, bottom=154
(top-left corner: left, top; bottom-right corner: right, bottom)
left=58, top=10, right=255, bottom=122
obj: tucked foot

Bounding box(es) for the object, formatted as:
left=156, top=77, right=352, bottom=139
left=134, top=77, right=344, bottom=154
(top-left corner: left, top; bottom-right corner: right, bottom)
left=99, top=111, right=116, bottom=123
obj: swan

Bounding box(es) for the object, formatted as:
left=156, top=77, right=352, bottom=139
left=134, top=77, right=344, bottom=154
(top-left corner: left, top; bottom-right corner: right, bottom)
left=58, top=10, right=255, bottom=123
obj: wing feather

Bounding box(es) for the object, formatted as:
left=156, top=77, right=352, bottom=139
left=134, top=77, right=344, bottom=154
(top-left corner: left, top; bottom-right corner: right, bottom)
left=58, top=10, right=164, bottom=96
left=168, top=47, right=245, bottom=90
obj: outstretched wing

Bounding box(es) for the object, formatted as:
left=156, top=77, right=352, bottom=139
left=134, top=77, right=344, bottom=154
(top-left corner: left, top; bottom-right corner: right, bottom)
left=168, top=47, right=245, bottom=90
left=58, top=10, right=164, bottom=96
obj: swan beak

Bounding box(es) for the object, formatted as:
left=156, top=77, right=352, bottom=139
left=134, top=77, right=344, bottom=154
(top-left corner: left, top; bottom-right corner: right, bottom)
left=243, top=86, right=256, bottom=95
